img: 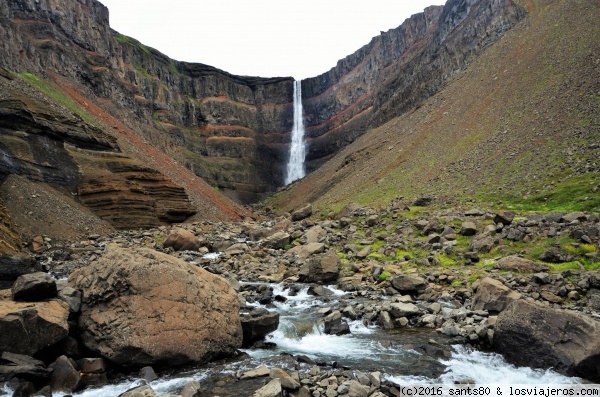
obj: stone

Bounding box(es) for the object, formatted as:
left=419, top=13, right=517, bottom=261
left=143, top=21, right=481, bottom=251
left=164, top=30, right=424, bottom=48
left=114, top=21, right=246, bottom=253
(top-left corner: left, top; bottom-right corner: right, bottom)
left=139, top=366, right=158, bottom=382
left=459, top=222, right=478, bottom=236
left=287, top=243, right=326, bottom=258
left=68, top=247, right=242, bottom=367
left=292, top=205, right=313, bottom=222
left=240, top=311, right=280, bottom=347
left=241, top=366, right=271, bottom=379
left=0, top=352, right=50, bottom=381
left=57, top=286, right=82, bottom=313
left=181, top=381, right=201, bottom=397
left=471, top=277, right=521, bottom=314
left=390, top=275, right=427, bottom=293
left=494, top=299, right=600, bottom=382
left=532, top=272, right=550, bottom=284
left=264, top=232, right=291, bottom=249
left=469, top=235, right=495, bottom=253
left=11, top=272, right=57, bottom=302
left=539, top=248, right=574, bottom=263
left=270, top=368, right=300, bottom=390
left=119, top=385, right=158, bottom=397
left=347, top=380, right=369, bottom=397
left=378, top=311, right=395, bottom=329
left=0, top=253, right=40, bottom=290
left=0, top=291, right=69, bottom=355
left=323, top=311, right=351, bottom=336
left=586, top=289, right=600, bottom=311
left=162, top=228, right=201, bottom=251
left=76, top=358, right=106, bottom=375
left=562, top=212, right=587, bottom=223
left=298, top=254, right=340, bottom=283
left=540, top=291, right=562, bottom=303
left=253, top=378, right=282, bottom=397
left=494, top=211, right=515, bottom=225
left=305, top=226, right=326, bottom=244
left=389, top=302, right=420, bottom=318
left=494, top=256, right=550, bottom=273
left=307, top=285, right=335, bottom=297
left=49, top=355, right=81, bottom=393
left=289, top=386, right=311, bottom=397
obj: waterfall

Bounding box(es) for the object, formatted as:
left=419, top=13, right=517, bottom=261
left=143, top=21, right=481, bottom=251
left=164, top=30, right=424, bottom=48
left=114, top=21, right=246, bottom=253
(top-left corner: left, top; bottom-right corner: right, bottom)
left=285, top=80, right=306, bottom=185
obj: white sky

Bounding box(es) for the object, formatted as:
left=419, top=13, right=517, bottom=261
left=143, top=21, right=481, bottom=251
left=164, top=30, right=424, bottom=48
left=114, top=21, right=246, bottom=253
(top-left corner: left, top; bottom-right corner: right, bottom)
left=98, top=0, right=446, bottom=80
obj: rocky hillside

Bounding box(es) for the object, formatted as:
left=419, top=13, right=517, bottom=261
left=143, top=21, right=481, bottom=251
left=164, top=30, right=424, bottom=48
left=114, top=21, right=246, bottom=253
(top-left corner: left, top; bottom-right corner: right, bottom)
left=270, top=0, right=600, bottom=215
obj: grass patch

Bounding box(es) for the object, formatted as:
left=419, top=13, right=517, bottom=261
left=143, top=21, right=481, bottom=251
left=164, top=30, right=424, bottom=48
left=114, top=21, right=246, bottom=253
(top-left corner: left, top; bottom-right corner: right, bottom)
left=437, top=254, right=457, bottom=267
left=18, top=73, right=99, bottom=127
left=378, top=271, right=392, bottom=282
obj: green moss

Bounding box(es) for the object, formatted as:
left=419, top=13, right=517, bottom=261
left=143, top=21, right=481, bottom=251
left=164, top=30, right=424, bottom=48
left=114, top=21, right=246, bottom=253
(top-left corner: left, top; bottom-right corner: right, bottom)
left=547, top=262, right=582, bottom=272
left=437, top=254, right=457, bottom=267
left=378, top=271, right=392, bottom=282
left=114, top=33, right=151, bottom=55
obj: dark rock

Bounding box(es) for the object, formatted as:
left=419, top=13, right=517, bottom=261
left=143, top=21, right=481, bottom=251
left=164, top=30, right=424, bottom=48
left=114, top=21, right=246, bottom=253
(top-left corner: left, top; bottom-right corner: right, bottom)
left=307, top=285, right=334, bottom=297
left=587, top=289, right=600, bottom=311
left=413, top=196, right=434, bottom=206
left=0, top=293, right=69, bottom=356
left=240, top=312, right=280, bottom=347
left=139, top=366, right=158, bottom=382
left=323, top=311, right=350, bottom=336
left=0, top=352, right=50, bottom=381
left=459, top=222, right=478, bottom=236
left=469, top=235, right=494, bottom=253
left=292, top=204, right=313, bottom=222
left=539, top=248, right=575, bottom=263
left=11, top=272, right=56, bottom=302
left=48, top=355, right=81, bottom=393
left=494, top=211, right=515, bottom=225
left=390, top=275, right=427, bottom=293
left=494, top=300, right=600, bottom=382
left=77, top=358, right=106, bottom=375
left=0, top=253, right=40, bottom=289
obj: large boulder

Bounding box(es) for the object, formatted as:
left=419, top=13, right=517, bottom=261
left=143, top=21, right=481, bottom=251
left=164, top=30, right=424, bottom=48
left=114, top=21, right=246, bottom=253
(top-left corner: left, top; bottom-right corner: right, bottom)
left=0, top=253, right=40, bottom=289
left=494, top=299, right=600, bottom=382
left=162, top=229, right=202, bottom=251
left=298, top=254, right=340, bottom=283
left=0, top=290, right=69, bottom=355
left=68, top=246, right=242, bottom=367
left=291, top=204, right=313, bottom=222
left=11, top=272, right=57, bottom=302
left=390, top=275, right=428, bottom=294
left=471, top=277, right=521, bottom=314
left=240, top=308, right=280, bottom=347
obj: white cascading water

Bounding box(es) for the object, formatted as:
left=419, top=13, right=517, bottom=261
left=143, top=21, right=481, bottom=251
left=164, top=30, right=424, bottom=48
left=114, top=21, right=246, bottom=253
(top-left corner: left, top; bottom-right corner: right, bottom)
left=285, top=80, right=306, bottom=184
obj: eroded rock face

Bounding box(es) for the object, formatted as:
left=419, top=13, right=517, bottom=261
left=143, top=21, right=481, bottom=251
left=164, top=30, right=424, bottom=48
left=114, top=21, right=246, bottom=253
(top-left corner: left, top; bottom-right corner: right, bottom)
left=68, top=246, right=242, bottom=367
left=494, top=299, right=600, bottom=382
left=0, top=0, right=525, bottom=202
left=471, top=277, right=521, bottom=314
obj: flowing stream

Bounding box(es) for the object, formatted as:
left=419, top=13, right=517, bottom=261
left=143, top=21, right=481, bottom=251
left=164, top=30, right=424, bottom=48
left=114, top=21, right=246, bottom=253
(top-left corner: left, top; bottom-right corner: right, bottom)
left=21, top=283, right=582, bottom=397
left=285, top=80, right=306, bottom=184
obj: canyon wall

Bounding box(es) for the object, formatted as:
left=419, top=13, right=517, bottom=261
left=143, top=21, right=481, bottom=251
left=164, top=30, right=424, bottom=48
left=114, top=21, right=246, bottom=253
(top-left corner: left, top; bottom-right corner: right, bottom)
left=0, top=0, right=526, bottom=207
left=301, top=0, right=525, bottom=171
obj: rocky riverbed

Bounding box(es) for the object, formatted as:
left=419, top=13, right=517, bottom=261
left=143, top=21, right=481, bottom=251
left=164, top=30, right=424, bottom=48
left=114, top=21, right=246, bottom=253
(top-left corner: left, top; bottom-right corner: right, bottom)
left=0, top=199, right=599, bottom=396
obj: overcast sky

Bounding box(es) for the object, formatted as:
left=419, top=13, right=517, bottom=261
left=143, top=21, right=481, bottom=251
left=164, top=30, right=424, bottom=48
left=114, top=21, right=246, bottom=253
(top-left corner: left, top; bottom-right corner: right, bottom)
left=98, top=0, right=446, bottom=80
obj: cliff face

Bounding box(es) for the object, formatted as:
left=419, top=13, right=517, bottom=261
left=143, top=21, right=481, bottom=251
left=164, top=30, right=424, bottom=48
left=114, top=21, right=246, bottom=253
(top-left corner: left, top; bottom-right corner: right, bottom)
left=301, top=0, right=525, bottom=171
left=0, top=0, right=294, bottom=204
left=0, top=0, right=526, bottom=209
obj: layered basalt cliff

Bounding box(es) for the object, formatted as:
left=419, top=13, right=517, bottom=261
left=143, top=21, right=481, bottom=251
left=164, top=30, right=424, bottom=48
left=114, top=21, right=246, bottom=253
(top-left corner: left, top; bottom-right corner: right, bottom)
left=0, top=0, right=525, bottom=206
left=0, top=0, right=293, bottom=203
left=301, top=0, right=525, bottom=171
left=0, top=71, right=196, bottom=230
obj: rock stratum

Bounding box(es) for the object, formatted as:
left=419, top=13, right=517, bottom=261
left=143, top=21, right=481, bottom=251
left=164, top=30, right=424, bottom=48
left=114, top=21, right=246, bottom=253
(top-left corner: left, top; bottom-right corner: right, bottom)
left=0, top=0, right=525, bottom=213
